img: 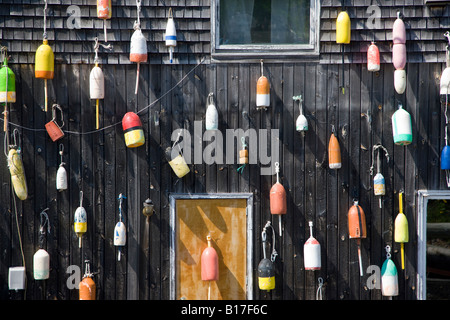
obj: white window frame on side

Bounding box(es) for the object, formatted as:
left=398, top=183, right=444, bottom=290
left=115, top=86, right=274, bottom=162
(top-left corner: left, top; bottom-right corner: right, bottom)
left=211, top=0, right=320, bottom=60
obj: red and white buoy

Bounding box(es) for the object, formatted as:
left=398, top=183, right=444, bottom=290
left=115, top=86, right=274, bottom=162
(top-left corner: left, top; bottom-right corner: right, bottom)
left=367, top=42, right=380, bottom=72
left=256, top=60, right=270, bottom=110
left=130, top=1, right=147, bottom=95
left=97, top=0, right=112, bottom=42
left=304, top=221, right=321, bottom=271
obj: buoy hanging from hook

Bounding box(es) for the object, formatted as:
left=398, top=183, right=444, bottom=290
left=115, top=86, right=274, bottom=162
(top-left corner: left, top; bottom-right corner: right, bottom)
left=348, top=200, right=367, bottom=276
left=74, top=190, right=87, bottom=248
left=33, top=208, right=50, bottom=280
left=165, top=8, right=177, bottom=63
left=293, top=95, right=308, bottom=133
left=97, top=0, right=112, bottom=42
left=258, top=221, right=277, bottom=292
left=381, top=245, right=399, bottom=297
left=114, top=193, right=127, bottom=261
left=35, top=0, right=54, bottom=112
left=370, top=144, right=389, bottom=208
left=270, top=162, right=287, bottom=236
left=205, top=92, right=218, bottom=131
left=0, top=47, right=15, bottom=132
left=256, top=60, right=270, bottom=110
left=56, top=144, right=67, bottom=191
left=394, top=192, right=408, bottom=270
left=130, top=0, right=147, bottom=95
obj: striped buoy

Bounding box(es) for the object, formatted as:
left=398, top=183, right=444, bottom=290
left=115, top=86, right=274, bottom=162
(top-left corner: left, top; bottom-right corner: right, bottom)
left=165, top=8, right=177, bottom=63
left=304, top=221, right=321, bottom=271
left=256, top=60, right=270, bottom=110
left=381, top=246, right=399, bottom=297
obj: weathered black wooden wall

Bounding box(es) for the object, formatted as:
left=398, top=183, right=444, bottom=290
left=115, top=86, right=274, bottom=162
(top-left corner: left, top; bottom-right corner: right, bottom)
left=0, top=60, right=445, bottom=300
left=1, top=0, right=450, bottom=300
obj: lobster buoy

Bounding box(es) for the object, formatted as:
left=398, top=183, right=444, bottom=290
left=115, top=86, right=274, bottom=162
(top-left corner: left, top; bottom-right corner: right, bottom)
left=90, top=63, right=104, bottom=129
left=441, top=145, right=450, bottom=170
left=294, top=95, right=308, bottom=133
left=122, top=112, right=145, bottom=148
left=33, top=249, right=50, bottom=280
left=392, top=103, right=412, bottom=146
left=371, top=144, right=389, bottom=208
left=304, top=221, right=321, bottom=271
left=56, top=166, right=67, bottom=191
left=0, top=52, right=15, bottom=132
left=392, top=14, right=406, bottom=45
left=394, top=192, right=409, bottom=270
left=0, top=54, right=16, bottom=103
left=114, top=193, right=126, bottom=261
left=205, top=93, right=218, bottom=131
left=7, top=147, right=28, bottom=201
left=165, top=8, right=177, bottom=63
left=381, top=246, right=399, bottom=297
left=201, top=234, right=219, bottom=300
left=130, top=27, right=148, bottom=95
left=35, top=39, right=54, bottom=112
left=74, top=191, right=87, bottom=248
left=165, top=146, right=190, bottom=178
left=373, top=172, right=386, bottom=196
left=79, top=260, right=96, bottom=300
left=256, top=60, right=270, bottom=110
left=270, top=162, right=287, bottom=236
left=97, top=0, right=112, bottom=42
left=348, top=200, right=367, bottom=276
left=440, top=67, right=450, bottom=99
left=394, top=69, right=406, bottom=95
left=336, top=11, right=351, bottom=44
left=392, top=44, right=406, bottom=70
left=258, top=221, right=277, bottom=292
left=367, top=42, right=380, bottom=72
left=328, top=129, right=342, bottom=169
left=34, top=209, right=50, bottom=280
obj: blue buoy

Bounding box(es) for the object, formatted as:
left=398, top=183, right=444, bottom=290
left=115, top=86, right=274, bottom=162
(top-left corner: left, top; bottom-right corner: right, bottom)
left=441, top=145, right=450, bottom=170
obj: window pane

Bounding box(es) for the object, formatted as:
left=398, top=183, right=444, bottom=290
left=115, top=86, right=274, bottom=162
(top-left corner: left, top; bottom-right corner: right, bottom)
left=219, top=0, right=310, bottom=45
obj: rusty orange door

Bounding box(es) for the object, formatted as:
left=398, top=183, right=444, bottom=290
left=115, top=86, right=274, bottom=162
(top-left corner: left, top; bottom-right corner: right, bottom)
left=175, top=198, right=248, bottom=300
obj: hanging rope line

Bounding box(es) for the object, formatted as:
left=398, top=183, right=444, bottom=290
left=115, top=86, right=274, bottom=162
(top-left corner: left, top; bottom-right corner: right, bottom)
left=0, top=56, right=206, bottom=136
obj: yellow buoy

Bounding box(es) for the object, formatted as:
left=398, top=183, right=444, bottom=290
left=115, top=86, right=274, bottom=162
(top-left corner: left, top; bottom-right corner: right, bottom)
left=394, top=192, right=409, bottom=270
left=35, top=39, right=54, bottom=112
left=336, top=11, right=351, bottom=44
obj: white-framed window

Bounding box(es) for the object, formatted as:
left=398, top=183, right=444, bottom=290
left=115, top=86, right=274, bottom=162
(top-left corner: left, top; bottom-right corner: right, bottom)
left=211, top=0, right=320, bottom=59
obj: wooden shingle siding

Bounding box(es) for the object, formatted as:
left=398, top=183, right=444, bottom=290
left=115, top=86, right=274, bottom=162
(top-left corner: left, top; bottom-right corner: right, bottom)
left=0, top=1, right=449, bottom=300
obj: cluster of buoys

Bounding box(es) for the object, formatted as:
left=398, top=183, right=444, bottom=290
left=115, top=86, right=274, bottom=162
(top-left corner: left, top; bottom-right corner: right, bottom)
left=393, top=13, right=407, bottom=95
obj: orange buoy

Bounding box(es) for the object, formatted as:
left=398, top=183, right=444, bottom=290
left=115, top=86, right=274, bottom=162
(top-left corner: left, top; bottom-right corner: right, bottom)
left=270, top=162, right=287, bottom=236
left=256, top=60, right=270, bottom=110
left=97, top=0, right=112, bottom=42
left=367, top=42, right=380, bottom=72
left=79, top=260, right=96, bottom=300
left=348, top=200, right=367, bottom=276
left=201, top=234, right=219, bottom=300
left=328, top=128, right=341, bottom=169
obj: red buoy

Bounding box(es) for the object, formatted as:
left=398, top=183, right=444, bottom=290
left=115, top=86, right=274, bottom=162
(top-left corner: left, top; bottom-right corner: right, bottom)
left=270, top=162, right=287, bottom=236
left=348, top=200, right=367, bottom=276
left=122, top=112, right=145, bottom=148
left=201, top=235, right=219, bottom=281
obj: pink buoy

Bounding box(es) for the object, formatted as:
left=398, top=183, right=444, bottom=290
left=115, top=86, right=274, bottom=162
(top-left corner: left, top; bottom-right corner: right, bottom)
left=392, top=43, right=406, bottom=70
left=392, top=15, right=406, bottom=44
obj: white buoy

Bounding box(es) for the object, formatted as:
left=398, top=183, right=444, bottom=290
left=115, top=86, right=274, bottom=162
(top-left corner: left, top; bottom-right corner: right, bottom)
left=205, top=92, right=218, bottom=131
left=114, top=193, right=126, bottom=261
left=165, top=8, right=177, bottom=63
left=56, top=144, right=67, bottom=191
